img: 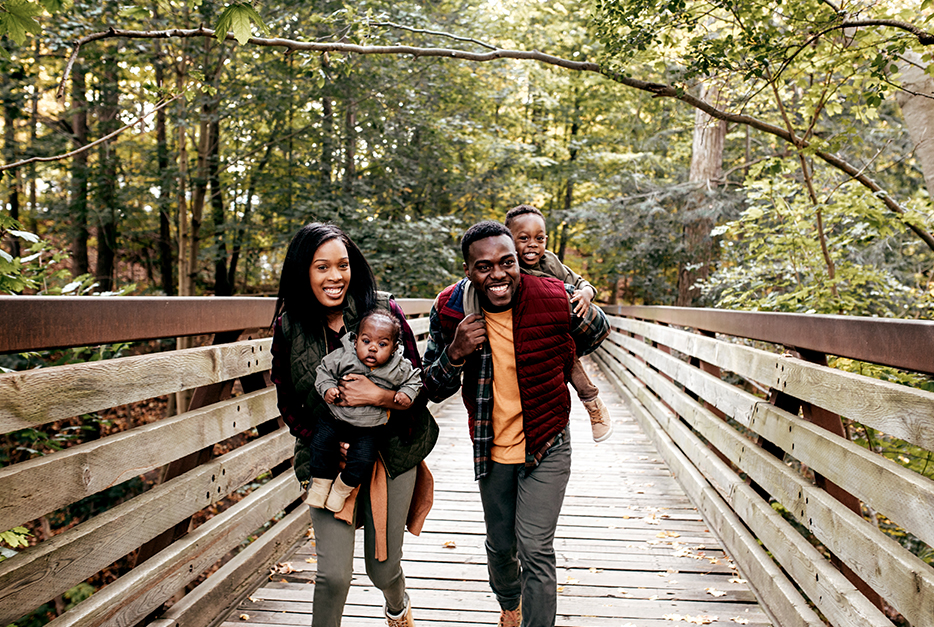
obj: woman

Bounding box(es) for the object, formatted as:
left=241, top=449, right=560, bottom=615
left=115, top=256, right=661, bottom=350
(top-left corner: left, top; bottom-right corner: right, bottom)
left=270, top=223, right=432, bottom=627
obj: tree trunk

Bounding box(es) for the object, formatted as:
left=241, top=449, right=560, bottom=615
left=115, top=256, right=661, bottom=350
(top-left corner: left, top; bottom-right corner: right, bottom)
left=209, top=118, right=232, bottom=295
left=896, top=52, right=934, bottom=200
left=343, top=101, right=356, bottom=193
left=95, top=50, right=120, bottom=291
left=2, top=74, right=21, bottom=258
left=676, top=81, right=726, bottom=307
left=320, top=54, right=333, bottom=190
left=69, top=63, right=90, bottom=276
left=155, top=42, right=175, bottom=295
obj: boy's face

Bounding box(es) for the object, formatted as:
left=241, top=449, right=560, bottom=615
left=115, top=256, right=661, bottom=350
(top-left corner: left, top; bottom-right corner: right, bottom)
left=509, top=213, right=548, bottom=268
left=355, top=317, right=397, bottom=367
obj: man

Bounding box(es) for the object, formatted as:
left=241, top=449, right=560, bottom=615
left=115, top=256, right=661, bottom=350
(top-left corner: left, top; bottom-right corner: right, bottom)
left=423, top=221, right=609, bottom=627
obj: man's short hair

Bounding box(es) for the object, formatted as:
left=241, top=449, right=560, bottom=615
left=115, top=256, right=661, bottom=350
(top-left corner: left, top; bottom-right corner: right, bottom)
left=504, top=204, right=545, bottom=228
left=460, top=221, right=513, bottom=262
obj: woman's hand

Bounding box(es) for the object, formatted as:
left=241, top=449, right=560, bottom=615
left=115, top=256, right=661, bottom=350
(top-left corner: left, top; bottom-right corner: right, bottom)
left=336, top=374, right=398, bottom=408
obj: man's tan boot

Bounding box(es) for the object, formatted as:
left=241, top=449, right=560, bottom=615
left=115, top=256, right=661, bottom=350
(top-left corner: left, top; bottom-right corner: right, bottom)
left=584, top=397, right=613, bottom=442
left=305, top=478, right=332, bottom=509
left=325, top=474, right=355, bottom=512
left=497, top=601, right=521, bottom=627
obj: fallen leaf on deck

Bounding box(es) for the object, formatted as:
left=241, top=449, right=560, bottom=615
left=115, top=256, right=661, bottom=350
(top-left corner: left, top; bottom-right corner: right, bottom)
left=247, top=597, right=256, bottom=603
left=589, top=567, right=603, bottom=573
left=442, top=541, right=457, bottom=549
left=557, top=586, right=565, bottom=593
left=270, top=562, right=297, bottom=575
left=648, top=595, right=659, bottom=601
left=613, top=588, right=630, bottom=596
left=705, top=587, right=727, bottom=597
left=730, top=618, right=749, bottom=625
left=686, top=616, right=718, bottom=625
left=305, top=557, right=317, bottom=563
left=565, top=576, right=579, bottom=584
left=729, top=577, right=747, bottom=584
left=239, top=614, right=250, bottom=620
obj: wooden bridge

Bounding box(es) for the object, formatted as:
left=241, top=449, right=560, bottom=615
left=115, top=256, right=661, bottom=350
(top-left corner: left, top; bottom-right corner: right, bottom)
left=1, top=297, right=933, bottom=627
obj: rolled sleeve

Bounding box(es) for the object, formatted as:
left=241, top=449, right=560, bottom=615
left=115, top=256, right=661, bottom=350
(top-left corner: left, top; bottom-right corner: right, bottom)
left=422, top=305, right=464, bottom=402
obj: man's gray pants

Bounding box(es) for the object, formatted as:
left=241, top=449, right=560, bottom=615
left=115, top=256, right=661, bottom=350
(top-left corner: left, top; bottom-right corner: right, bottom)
left=478, top=439, right=571, bottom=627
left=309, top=465, right=416, bottom=627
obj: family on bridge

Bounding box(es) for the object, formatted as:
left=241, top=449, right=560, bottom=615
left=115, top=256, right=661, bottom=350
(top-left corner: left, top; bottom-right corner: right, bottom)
left=270, top=207, right=611, bottom=627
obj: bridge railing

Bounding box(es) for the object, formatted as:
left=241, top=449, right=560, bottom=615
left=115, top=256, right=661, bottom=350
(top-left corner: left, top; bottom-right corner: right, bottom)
left=593, top=306, right=934, bottom=627
left=0, top=296, right=434, bottom=627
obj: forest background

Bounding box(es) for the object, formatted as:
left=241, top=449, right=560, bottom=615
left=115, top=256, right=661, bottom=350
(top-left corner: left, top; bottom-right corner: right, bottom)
left=2, top=1, right=934, bottom=623
left=0, top=0, right=932, bottom=315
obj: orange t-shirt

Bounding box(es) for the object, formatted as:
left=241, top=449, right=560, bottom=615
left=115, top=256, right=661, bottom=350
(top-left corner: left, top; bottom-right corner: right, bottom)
left=484, top=308, right=525, bottom=464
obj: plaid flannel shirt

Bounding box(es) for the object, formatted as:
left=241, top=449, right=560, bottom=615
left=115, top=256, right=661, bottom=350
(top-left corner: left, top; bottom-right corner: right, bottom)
left=422, top=278, right=609, bottom=479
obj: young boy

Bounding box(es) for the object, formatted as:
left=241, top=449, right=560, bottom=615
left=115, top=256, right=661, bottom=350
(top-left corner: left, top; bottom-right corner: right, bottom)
left=309, top=309, right=423, bottom=512
left=505, top=204, right=613, bottom=442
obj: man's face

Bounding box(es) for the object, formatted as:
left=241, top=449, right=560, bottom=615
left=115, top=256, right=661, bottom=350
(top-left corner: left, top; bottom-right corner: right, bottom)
left=464, top=234, right=520, bottom=310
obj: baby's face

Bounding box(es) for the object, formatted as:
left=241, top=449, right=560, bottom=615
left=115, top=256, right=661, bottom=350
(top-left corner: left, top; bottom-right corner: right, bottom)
left=509, top=213, right=548, bottom=267
left=355, top=318, right=397, bottom=367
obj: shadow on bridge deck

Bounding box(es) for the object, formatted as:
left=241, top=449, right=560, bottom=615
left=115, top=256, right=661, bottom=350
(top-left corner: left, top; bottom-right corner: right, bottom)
left=222, top=358, right=771, bottom=627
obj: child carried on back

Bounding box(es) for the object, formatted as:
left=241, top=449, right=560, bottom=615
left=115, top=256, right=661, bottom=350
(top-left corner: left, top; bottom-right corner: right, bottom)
left=308, top=309, right=422, bottom=512
left=505, top=204, right=613, bottom=442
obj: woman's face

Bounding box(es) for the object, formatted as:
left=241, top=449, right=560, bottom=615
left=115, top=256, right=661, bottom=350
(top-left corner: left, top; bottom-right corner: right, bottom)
left=309, top=238, right=351, bottom=308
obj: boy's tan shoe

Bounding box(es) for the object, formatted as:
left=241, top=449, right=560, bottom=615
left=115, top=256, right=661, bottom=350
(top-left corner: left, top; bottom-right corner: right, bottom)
left=584, top=397, right=613, bottom=442
left=497, top=602, right=521, bottom=627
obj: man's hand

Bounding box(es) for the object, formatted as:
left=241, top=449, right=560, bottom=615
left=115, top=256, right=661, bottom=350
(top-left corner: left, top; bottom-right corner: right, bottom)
left=323, top=387, right=341, bottom=404
left=570, top=287, right=594, bottom=317
left=447, top=313, right=487, bottom=363
left=393, top=391, right=413, bottom=408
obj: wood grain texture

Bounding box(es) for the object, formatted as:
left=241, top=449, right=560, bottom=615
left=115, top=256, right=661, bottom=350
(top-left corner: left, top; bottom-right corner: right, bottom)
left=148, top=506, right=311, bottom=627
left=608, top=318, right=934, bottom=573
left=44, top=472, right=302, bottom=627
left=600, top=340, right=934, bottom=627
left=0, top=428, right=294, bottom=625
left=0, top=388, right=279, bottom=531
left=593, top=350, right=892, bottom=627
left=608, top=315, right=934, bottom=450
left=0, top=338, right=273, bottom=433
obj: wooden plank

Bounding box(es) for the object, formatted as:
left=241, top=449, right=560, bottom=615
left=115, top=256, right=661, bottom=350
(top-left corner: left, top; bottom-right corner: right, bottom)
left=601, top=343, right=934, bottom=627
left=44, top=472, right=302, bottom=627
left=0, top=338, right=273, bottom=433
left=610, top=316, right=934, bottom=450
left=406, top=316, right=430, bottom=337
left=0, top=387, right=278, bottom=530
left=593, top=351, right=893, bottom=627
left=592, top=352, right=826, bottom=627
left=148, top=506, right=311, bottom=627
left=0, top=428, right=294, bottom=625
left=610, top=322, right=934, bottom=584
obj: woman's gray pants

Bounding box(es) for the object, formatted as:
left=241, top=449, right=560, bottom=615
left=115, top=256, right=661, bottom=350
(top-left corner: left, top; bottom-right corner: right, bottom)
left=309, top=464, right=417, bottom=627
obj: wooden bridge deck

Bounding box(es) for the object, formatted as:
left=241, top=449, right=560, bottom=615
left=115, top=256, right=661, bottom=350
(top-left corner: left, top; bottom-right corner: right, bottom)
left=223, top=358, right=771, bottom=627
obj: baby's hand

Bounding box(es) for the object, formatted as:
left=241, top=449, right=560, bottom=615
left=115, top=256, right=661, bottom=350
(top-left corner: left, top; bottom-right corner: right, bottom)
left=570, top=287, right=594, bottom=317
left=324, top=388, right=341, bottom=404
left=394, top=391, right=413, bottom=409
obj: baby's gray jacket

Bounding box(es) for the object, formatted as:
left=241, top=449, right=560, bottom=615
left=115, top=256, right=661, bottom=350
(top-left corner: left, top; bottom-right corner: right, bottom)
left=314, top=333, right=422, bottom=427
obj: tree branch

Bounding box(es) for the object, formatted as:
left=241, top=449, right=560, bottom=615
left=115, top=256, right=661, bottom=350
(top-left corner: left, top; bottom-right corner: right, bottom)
left=367, top=20, right=498, bottom=50
left=54, top=26, right=934, bottom=252
left=0, top=95, right=182, bottom=172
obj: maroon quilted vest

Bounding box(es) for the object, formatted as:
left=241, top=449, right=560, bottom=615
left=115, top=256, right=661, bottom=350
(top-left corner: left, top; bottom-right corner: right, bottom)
left=437, top=274, right=574, bottom=458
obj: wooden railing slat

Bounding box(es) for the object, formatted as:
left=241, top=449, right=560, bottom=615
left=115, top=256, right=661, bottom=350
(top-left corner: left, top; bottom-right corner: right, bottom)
left=0, top=428, right=293, bottom=625
left=605, top=338, right=934, bottom=627
left=0, top=338, right=272, bottom=434
left=592, top=349, right=887, bottom=627
left=147, top=506, right=310, bottom=627
left=611, top=315, right=934, bottom=451
left=611, top=325, right=934, bottom=566
left=0, top=388, right=279, bottom=530
left=43, top=472, right=301, bottom=627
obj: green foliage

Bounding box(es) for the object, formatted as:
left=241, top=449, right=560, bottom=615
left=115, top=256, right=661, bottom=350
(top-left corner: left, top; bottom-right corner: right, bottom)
left=0, top=0, right=42, bottom=45
left=0, top=526, right=30, bottom=550
left=698, top=158, right=934, bottom=316
left=215, top=2, right=266, bottom=45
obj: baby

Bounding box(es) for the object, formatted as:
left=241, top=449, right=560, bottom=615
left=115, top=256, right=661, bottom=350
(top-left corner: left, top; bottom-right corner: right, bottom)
left=505, top=204, right=613, bottom=442
left=309, top=309, right=422, bottom=512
